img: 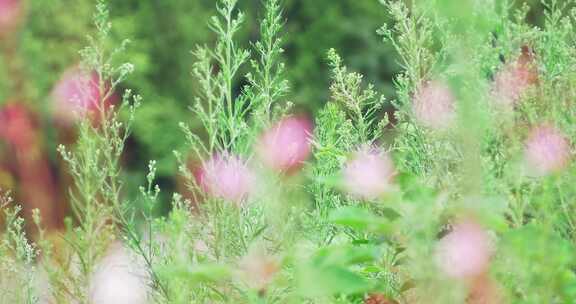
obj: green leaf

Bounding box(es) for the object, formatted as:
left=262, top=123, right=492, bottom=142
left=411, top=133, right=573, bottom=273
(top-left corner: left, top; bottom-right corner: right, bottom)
left=313, top=244, right=379, bottom=266
left=329, top=206, right=392, bottom=233
left=160, top=263, right=231, bottom=284
left=298, top=264, right=373, bottom=297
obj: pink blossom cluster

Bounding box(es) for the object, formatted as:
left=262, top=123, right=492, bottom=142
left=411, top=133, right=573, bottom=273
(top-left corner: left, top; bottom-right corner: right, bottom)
left=90, top=242, right=149, bottom=304
left=342, top=146, right=395, bottom=200
left=412, top=80, right=456, bottom=130
left=524, top=124, right=571, bottom=176
left=238, top=247, right=279, bottom=290
left=435, top=220, right=493, bottom=279
left=196, top=116, right=314, bottom=205
left=257, top=116, right=314, bottom=172
left=197, top=153, right=255, bottom=205
left=51, top=67, right=117, bottom=125
left=491, top=48, right=538, bottom=107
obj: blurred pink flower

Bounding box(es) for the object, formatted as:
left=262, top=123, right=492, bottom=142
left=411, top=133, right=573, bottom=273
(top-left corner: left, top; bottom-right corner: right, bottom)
left=90, top=242, right=149, bottom=304
left=435, top=220, right=492, bottom=279
left=343, top=146, right=395, bottom=200
left=412, top=80, right=456, bottom=130
left=257, top=116, right=313, bottom=172
left=198, top=154, right=255, bottom=204
left=0, top=103, right=59, bottom=230
left=238, top=247, right=279, bottom=290
left=524, top=125, right=570, bottom=176
left=491, top=48, right=538, bottom=107
left=51, top=67, right=117, bottom=124
left=0, top=102, right=36, bottom=148
left=0, top=0, right=22, bottom=38
left=492, top=66, right=535, bottom=107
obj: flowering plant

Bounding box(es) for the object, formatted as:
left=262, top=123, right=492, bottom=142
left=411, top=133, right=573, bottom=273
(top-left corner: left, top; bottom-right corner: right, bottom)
left=1, top=0, right=576, bottom=303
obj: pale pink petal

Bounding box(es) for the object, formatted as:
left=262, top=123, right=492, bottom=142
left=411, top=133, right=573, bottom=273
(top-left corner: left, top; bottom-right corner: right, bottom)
left=238, top=247, right=279, bottom=290
left=491, top=49, right=538, bottom=108
left=343, top=146, right=395, bottom=200
left=257, top=116, right=313, bottom=172
left=492, top=65, right=535, bottom=107
left=0, top=103, right=36, bottom=148
left=51, top=66, right=117, bottom=124
left=524, top=125, right=571, bottom=176
left=412, top=81, right=456, bottom=130
left=435, top=221, right=492, bottom=279
left=90, top=242, right=149, bottom=304
left=199, top=153, right=255, bottom=204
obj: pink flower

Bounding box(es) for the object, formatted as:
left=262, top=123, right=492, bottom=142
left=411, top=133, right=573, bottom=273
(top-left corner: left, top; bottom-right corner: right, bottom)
left=238, top=247, right=280, bottom=290
left=0, top=103, right=36, bottom=148
left=524, top=125, right=570, bottom=176
left=435, top=221, right=492, bottom=279
left=0, top=0, right=22, bottom=38
left=412, top=80, right=456, bottom=130
left=198, top=154, right=255, bottom=204
left=492, top=65, right=536, bottom=107
left=491, top=48, right=538, bottom=107
left=0, top=103, right=59, bottom=230
left=51, top=67, right=117, bottom=124
left=257, top=116, right=313, bottom=172
left=343, top=146, right=395, bottom=200
left=90, top=242, right=149, bottom=304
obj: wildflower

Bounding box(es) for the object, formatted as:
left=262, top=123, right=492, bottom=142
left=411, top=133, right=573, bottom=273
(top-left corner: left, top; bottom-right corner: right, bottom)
left=491, top=47, right=538, bottom=107
left=342, top=146, right=395, bottom=200
left=257, top=116, right=313, bottom=172
left=0, top=0, right=22, bottom=38
left=412, top=80, right=456, bottom=130
left=90, top=242, right=149, bottom=304
left=0, top=103, right=36, bottom=148
left=238, top=247, right=280, bottom=291
left=435, top=220, right=493, bottom=279
left=0, top=103, right=59, bottom=230
left=198, top=153, right=255, bottom=204
left=524, top=124, right=570, bottom=176
left=51, top=66, right=117, bottom=125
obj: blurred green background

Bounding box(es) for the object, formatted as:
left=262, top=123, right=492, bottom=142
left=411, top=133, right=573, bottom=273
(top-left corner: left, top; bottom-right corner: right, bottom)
left=1, top=0, right=398, bottom=199
left=0, top=0, right=548, bottom=210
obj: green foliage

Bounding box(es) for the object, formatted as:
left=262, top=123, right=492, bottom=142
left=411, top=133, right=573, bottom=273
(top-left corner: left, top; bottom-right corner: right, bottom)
left=182, top=0, right=290, bottom=160
left=327, top=48, right=387, bottom=143
left=3, top=0, right=576, bottom=303
left=37, top=1, right=141, bottom=302
left=329, top=206, right=392, bottom=234
left=0, top=192, right=38, bottom=304
left=283, top=0, right=395, bottom=110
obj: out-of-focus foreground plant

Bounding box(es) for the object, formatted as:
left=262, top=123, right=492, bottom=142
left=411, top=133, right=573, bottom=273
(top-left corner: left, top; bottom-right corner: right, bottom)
left=1, top=0, right=576, bottom=303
